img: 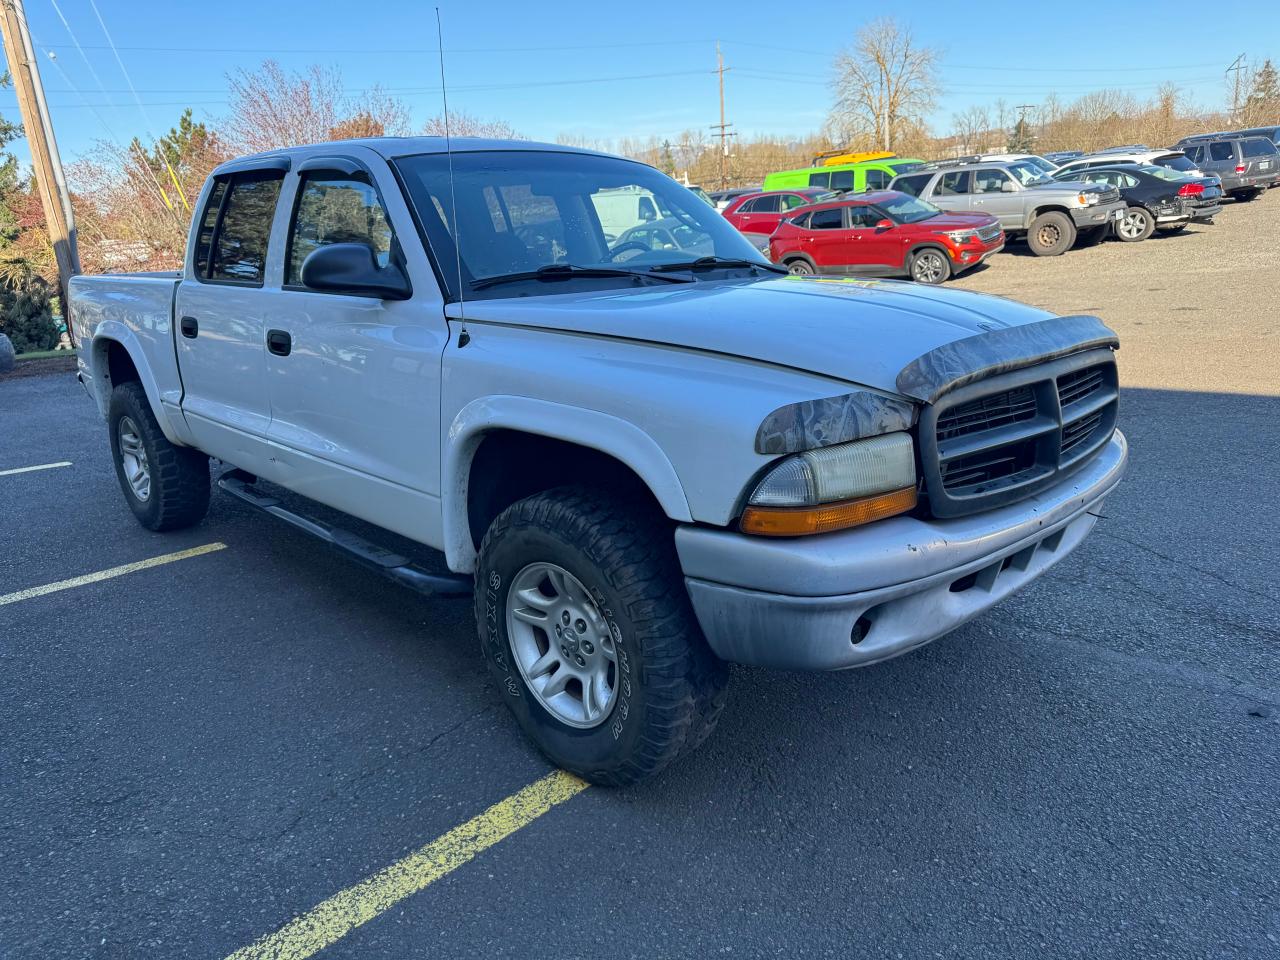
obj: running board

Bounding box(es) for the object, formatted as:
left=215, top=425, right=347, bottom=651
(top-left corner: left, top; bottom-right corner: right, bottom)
left=216, top=470, right=473, bottom=598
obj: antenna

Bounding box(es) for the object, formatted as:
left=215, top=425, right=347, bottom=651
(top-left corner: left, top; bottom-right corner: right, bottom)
left=435, top=7, right=468, bottom=344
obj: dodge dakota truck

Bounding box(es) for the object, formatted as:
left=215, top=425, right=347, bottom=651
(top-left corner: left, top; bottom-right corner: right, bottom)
left=71, top=138, right=1128, bottom=786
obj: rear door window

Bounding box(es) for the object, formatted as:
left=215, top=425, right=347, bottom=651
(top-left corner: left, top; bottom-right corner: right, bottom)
left=206, top=172, right=284, bottom=284
left=829, top=170, right=855, bottom=191
left=936, top=171, right=972, bottom=195
left=808, top=208, right=845, bottom=229
left=1209, top=142, right=1234, bottom=162
left=808, top=171, right=831, bottom=188
left=749, top=195, right=781, bottom=213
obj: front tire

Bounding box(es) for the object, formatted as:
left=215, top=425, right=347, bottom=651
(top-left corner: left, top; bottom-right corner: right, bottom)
left=108, top=382, right=210, bottom=531
left=475, top=487, right=729, bottom=786
left=1115, top=206, right=1154, bottom=242
left=909, top=248, right=951, bottom=284
left=1026, top=211, right=1076, bottom=256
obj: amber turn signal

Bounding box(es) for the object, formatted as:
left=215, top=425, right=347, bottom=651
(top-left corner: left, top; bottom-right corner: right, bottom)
left=740, top=486, right=917, bottom=537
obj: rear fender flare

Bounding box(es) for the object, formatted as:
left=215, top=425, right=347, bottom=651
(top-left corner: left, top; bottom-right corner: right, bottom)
left=88, top=322, right=185, bottom=444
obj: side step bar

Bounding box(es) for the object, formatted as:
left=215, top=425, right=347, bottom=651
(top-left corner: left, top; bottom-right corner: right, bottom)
left=216, top=470, right=473, bottom=598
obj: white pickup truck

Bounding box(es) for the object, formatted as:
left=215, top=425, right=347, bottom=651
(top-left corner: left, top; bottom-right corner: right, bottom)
left=71, top=138, right=1128, bottom=785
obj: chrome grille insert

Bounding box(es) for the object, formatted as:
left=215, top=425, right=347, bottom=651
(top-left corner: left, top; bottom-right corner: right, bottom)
left=918, top=349, right=1119, bottom=518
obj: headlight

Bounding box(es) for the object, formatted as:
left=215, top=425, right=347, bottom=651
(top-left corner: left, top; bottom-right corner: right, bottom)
left=742, top=433, right=917, bottom=536
left=942, top=229, right=978, bottom=242
left=1080, top=192, right=1101, bottom=205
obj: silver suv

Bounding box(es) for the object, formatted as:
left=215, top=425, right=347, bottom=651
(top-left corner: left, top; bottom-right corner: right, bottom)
left=890, top=160, right=1126, bottom=256
left=1173, top=135, right=1276, bottom=200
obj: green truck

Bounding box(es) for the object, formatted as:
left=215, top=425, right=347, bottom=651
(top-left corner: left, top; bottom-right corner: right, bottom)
left=763, top=151, right=924, bottom=194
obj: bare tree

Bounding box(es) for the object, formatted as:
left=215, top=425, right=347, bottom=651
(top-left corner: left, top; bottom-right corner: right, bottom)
left=224, top=61, right=410, bottom=153
left=827, top=18, right=940, bottom=151
left=951, top=105, right=992, bottom=155
left=422, top=112, right=520, bottom=139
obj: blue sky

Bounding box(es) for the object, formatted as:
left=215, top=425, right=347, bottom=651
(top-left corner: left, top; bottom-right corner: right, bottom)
left=4, top=0, right=1274, bottom=165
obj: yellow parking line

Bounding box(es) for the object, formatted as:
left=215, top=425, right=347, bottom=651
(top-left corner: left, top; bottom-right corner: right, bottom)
left=0, top=460, right=73, bottom=477
left=0, top=542, right=227, bottom=606
left=224, top=770, right=589, bottom=960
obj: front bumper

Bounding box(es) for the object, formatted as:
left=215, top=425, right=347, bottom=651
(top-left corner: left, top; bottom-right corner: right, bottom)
left=1070, top=201, right=1126, bottom=227
left=677, top=431, right=1128, bottom=671
left=952, top=238, right=1004, bottom=270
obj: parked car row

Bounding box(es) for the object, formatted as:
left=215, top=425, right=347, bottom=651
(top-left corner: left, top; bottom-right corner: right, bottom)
left=704, top=125, right=1276, bottom=284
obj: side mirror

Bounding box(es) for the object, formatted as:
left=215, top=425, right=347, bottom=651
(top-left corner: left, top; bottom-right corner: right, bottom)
left=1001, top=180, right=1016, bottom=192
left=875, top=218, right=894, bottom=230
left=300, top=243, right=411, bottom=300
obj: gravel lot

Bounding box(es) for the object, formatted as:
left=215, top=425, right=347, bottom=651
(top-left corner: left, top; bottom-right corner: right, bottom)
left=2, top=192, right=1278, bottom=959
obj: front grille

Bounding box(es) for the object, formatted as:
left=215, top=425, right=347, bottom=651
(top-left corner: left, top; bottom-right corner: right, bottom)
left=977, top=223, right=1002, bottom=242
left=937, top=385, right=1036, bottom=441
left=919, top=350, right=1119, bottom=517
left=1094, top=187, right=1121, bottom=204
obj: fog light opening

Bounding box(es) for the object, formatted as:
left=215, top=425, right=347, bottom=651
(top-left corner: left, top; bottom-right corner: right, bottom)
left=851, top=614, right=874, bottom=646
left=949, top=572, right=979, bottom=593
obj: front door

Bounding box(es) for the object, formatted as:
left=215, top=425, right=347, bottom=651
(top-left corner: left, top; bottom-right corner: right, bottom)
left=843, top=205, right=900, bottom=273
left=970, top=167, right=1022, bottom=229
left=174, top=168, right=285, bottom=462
left=257, top=152, right=449, bottom=541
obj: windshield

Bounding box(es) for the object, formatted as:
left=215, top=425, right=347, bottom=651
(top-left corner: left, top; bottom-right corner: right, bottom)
left=877, top=192, right=943, bottom=224
left=1154, top=153, right=1198, bottom=173
left=1008, top=161, right=1053, bottom=185
left=394, top=150, right=768, bottom=300
left=1023, top=156, right=1058, bottom=173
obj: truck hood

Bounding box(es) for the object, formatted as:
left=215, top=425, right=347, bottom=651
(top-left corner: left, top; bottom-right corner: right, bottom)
left=451, top=276, right=1057, bottom=399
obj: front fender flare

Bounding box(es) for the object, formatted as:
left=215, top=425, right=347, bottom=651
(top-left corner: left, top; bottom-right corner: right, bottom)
left=442, top=395, right=693, bottom=573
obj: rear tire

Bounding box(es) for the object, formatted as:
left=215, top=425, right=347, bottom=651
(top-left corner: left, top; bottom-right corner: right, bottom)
left=909, top=248, right=951, bottom=284
left=1026, top=211, right=1075, bottom=256
left=785, top=258, right=815, bottom=275
left=475, top=486, right=729, bottom=787
left=108, top=382, right=210, bottom=531
left=1114, top=206, right=1154, bottom=242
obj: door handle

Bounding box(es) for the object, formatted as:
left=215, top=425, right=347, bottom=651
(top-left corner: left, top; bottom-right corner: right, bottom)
left=267, top=329, right=292, bottom=357
left=179, top=316, right=198, bottom=339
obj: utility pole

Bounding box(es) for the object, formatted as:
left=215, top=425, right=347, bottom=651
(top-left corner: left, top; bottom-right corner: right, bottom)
left=1226, top=53, right=1246, bottom=122
left=710, top=41, right=733, bottom=190
left=1, top=0, right=81, bottom=345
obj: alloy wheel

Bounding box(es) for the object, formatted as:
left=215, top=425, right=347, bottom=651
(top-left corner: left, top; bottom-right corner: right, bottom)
left=117, top=416, right=151, bottom=502
left=506, top=561, right=618, bottom=729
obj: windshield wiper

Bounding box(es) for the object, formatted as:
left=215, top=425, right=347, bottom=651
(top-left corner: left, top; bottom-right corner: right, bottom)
left=648, top=256, right=787, bottom=275
left=471, top=263, right=691, bottom=290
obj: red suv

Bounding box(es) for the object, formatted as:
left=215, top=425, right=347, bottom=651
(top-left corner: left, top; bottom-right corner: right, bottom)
left=722, top=189, right=833, bottom=237
left=768, top=191, right=1005, bottom=284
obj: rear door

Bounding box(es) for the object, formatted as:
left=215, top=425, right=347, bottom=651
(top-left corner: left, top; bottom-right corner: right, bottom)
left=970, top=167, right=1022, bottom=228
left=258, top=151, right=449, bottom=523
left=927, top=170, right=973, bottom=214
left=733, top=194, right=780, bottom=234
left=803, top=206, right=851, bottom=272
left=174, top=164, right=286, bottom=459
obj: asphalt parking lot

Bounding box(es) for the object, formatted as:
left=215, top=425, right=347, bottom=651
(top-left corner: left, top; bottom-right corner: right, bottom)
left=3, top=193, right=1278, bottom=959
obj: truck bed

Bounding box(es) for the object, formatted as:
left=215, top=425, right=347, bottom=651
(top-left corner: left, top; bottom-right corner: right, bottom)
left=70, top=272, right=183, bottom=430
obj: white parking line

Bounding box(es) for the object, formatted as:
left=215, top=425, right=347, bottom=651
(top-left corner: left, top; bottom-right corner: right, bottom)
left=0, top=542, right=228, bottom=606
left=0, top=461, right=73, bottom=477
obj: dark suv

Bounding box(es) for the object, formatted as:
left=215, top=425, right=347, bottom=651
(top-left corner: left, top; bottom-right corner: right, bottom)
left=1173, top=134, right=1276, bottom=200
